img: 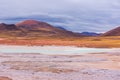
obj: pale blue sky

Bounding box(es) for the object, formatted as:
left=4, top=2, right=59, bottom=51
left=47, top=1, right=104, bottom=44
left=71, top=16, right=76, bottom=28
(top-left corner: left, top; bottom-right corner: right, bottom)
left=0, top=0, right=120, bottom=32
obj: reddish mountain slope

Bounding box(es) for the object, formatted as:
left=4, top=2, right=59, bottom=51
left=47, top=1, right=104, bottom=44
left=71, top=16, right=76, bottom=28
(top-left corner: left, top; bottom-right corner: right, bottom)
left=102, top=26, right=120, bottom=36
left=16, top=20, right=54, bottom=31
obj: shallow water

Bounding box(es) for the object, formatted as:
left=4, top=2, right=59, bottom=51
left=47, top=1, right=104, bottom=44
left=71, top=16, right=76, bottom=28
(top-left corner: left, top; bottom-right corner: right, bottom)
left=0, top=45, right=117, bottom=55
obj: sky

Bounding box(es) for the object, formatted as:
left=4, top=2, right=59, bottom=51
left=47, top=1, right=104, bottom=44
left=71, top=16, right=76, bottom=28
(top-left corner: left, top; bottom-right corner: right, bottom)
left=0, top=0, right=120, bottom=32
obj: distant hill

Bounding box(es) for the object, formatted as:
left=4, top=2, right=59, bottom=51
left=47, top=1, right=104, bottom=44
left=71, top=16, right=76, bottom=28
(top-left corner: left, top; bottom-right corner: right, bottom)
left=102, top=26, right=120, bottom=36
left=56, top=26, right=66, bottom=30
left=0, top=23, right=18, bottom=31
left=0, top=20, right=83, bottom=37
left=81, top=32, right=101, bottom=36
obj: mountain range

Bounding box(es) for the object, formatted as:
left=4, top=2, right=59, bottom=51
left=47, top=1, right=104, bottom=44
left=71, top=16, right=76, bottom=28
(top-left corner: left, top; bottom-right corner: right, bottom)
left=0, top=20, right=83, bottom=37
left=0, top=19, right=119, bottom=37
left=80, top=32, right=101, bottom=36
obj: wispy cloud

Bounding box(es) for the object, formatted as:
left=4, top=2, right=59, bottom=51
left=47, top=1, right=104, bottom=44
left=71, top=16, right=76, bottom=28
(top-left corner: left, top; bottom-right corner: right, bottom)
left=0, top=0, right=120, bottom=32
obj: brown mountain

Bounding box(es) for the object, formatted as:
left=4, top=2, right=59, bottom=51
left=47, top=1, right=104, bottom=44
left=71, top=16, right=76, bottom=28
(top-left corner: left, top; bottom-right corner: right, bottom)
left=0, top=20, right=83, bottom=37
left=0, top=23, right=23, bottom=37
left=102, top=26, right=120, bottom=36
left=0, top=23, right=18, bottom=31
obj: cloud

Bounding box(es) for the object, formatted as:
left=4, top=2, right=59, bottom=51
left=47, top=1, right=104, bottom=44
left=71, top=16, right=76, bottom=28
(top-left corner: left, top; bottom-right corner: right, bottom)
left=0, top=0, right=120, bottom=32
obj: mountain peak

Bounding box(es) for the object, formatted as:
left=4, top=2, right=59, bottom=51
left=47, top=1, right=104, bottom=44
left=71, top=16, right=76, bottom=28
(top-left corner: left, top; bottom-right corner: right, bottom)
left=16, top=20, right=44, bottom=26
left=15, top=20, right=55, bottom=31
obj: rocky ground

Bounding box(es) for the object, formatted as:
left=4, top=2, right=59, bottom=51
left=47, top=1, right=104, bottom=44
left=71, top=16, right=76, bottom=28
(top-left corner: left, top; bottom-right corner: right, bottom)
left=0, top=52, right=119, bottom=80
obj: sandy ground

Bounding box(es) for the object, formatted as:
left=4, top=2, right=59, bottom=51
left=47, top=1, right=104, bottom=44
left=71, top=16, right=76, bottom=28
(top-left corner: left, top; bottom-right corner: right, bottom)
left=0, top=52, right=119, bottom=80
left=0, top=36, right=120, bottom=48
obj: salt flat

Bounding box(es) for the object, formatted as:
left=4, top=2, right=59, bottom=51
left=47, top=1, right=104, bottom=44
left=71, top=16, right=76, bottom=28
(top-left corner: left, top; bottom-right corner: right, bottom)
left=0, top=49, right=119, bottom=80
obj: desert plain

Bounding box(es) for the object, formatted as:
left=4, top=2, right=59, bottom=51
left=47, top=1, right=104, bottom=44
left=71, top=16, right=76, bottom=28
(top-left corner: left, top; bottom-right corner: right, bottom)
left=0, top=36, right=119, bottom=80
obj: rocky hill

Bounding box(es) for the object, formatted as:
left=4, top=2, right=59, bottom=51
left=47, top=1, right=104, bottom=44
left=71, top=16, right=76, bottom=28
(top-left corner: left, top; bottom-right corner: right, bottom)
left=102, top=26, right=120, bottom=36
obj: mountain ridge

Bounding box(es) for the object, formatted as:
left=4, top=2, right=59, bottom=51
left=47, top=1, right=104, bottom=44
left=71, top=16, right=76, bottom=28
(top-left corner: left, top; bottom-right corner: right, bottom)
left=0, top=20, right=83, bottom=37
left=81, top=32, right=101, bottom=36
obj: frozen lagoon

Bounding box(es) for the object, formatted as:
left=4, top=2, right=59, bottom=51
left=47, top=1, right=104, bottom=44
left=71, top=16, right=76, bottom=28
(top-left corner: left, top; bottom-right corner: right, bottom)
left=0, top=45, right=118, bottom=54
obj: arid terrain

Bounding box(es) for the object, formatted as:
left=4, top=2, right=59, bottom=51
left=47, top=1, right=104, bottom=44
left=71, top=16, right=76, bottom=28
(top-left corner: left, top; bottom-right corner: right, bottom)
left=0, top=20, right=119, bottom=80
left=1, top=0, right=120, bottom=79
left=0, top=51, right=119, bottom=80
left=0, top=20, right=119, bottom=48
left=0, top=36, right=120, bottom=48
